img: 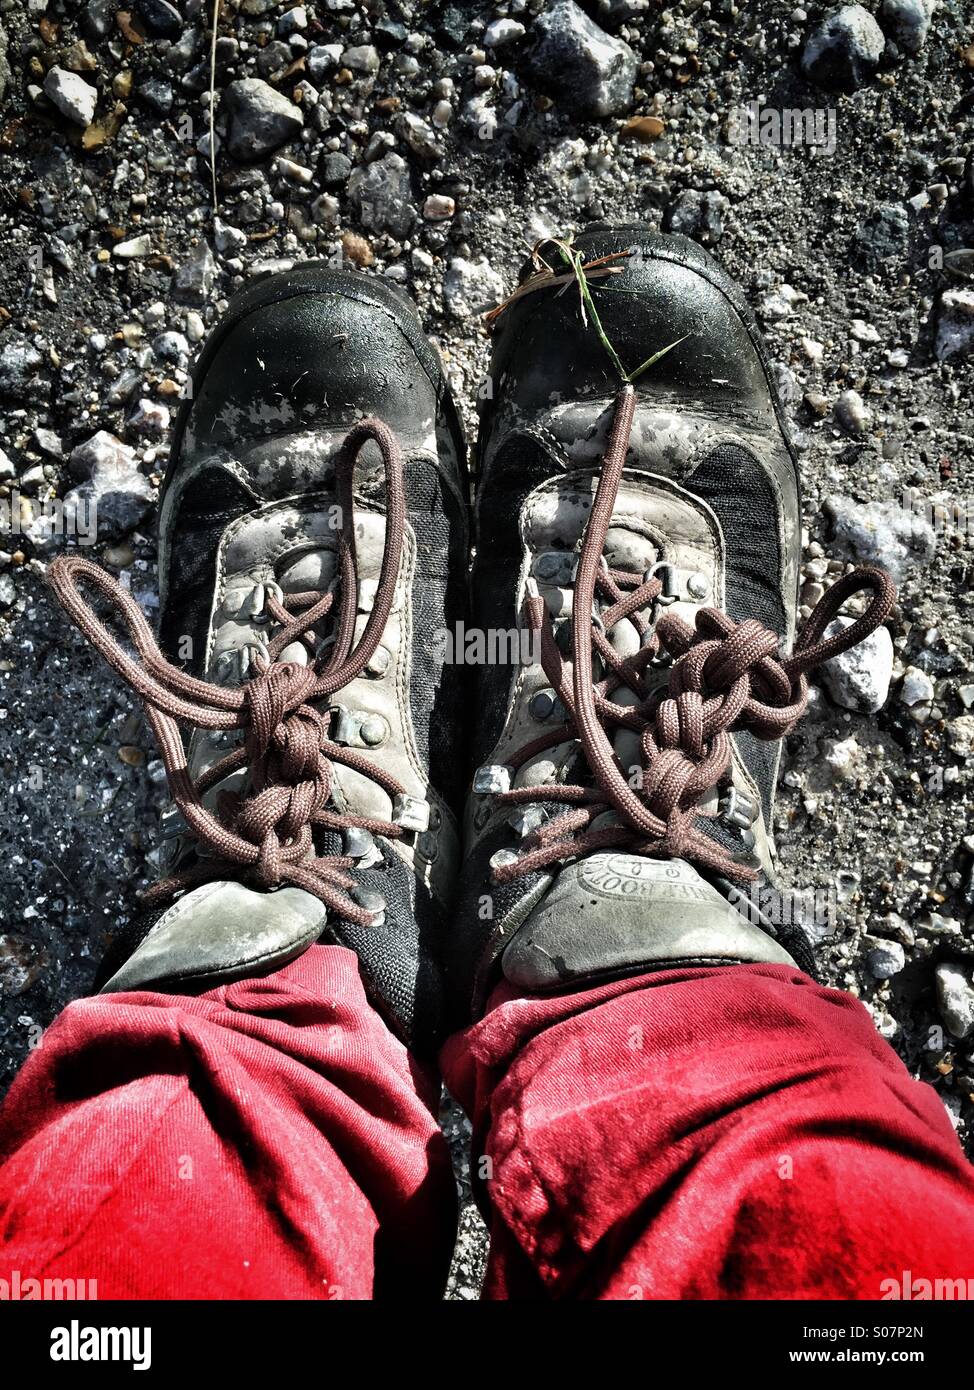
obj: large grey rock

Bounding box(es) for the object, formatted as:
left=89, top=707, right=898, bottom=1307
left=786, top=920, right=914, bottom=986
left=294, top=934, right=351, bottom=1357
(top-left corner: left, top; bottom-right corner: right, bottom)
left=525, top=0, right=637, bottom=118
left=347, top=152, right=415, bottom=238
left=0, top=338, right=44, bottom=400
left=443, top=257, right=506, bottom=319
left=0, top=934, right=47, bottom=997
left=801, top=5, right=886, bottom=93
left=64, top=431, right=154, bottom=541
left=43, top=67, right=98, bottom=128
left=136, top=0, right=183, bottom=38
left=935, top=289, right=974, bottom=362
left=224, top=79, right=303, bottom=161
left=667, top=190, right=728, bottom=246
left=820, top=615, right=894, bottom=714
left=83, top=0, right=115, bottom=40
left=935, top=963, right=974, bottom=1039
left=826, top=496, right=936, bottom=583
left=879, top=0, right=933, bottom=55
left=171, top=241, right=216, bottom=306
left=854, top=202, right=911, bottom=266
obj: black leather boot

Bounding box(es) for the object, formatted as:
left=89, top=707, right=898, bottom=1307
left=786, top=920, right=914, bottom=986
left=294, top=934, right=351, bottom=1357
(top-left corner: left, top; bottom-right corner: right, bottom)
left=449, top=225, right=894, bottom=1022
left=50, top=264, right=469, bottom=1055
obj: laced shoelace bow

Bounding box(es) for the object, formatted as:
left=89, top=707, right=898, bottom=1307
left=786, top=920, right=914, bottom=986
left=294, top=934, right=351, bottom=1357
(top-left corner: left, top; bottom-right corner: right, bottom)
left=490, top=384, right=897, bottom=887
left=48, top=418, right=410, bottom=926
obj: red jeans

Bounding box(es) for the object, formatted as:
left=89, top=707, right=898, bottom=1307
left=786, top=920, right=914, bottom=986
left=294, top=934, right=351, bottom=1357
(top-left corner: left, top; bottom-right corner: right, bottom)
left=0, top=946, right=972, bottom=1299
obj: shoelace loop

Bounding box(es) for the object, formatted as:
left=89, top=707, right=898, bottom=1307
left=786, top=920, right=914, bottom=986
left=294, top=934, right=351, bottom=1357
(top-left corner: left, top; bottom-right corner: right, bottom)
left=492, top=385, right=897, bottom=887
left=48, top=417, right=409, bottom=926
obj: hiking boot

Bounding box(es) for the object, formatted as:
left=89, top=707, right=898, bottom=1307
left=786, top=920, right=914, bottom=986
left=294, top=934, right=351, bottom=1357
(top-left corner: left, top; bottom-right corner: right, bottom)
left=50, top=265, right=469, bottom=1053
left=449, top=225, right=893, bottom=1021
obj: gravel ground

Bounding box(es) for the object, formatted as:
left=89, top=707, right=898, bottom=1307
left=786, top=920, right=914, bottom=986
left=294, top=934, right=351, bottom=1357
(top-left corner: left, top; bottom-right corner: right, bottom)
left=0, top=0, right=973, bottom=1297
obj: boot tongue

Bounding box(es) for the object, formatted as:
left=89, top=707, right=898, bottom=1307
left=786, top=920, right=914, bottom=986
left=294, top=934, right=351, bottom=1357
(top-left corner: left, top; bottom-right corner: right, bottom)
left=500, top=851, right=795, bottom=993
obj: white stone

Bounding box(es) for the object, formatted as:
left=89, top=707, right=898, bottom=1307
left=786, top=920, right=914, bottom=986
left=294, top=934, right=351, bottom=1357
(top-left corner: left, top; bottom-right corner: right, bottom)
left=443, top=257, right=505, bottom=319
left=820, top=616, right=894, bottom=713
left=213, top=218, right=248, bottom=254
left=879, top=0, right=934, bottom=55
left=823, top=734, right=861, bottom=779
left=422, top=194, right=455, bottom=221
left=849, top=318, right=880, bottom=343
left=307, top=44, right=343, bottom=80
left=342, top=44, right=380, bottom=74
left=113, top=235, right=153, bottom=259
left=866, top=939, right=906, bottom=979
left=128, top=398, right=170, bottom=434
left=834, top=388, right=872, bottom=433
left=935, top=963, right=974, bottom=1039
left=947, top=716, right=974, bottom=758
left=900, top=665, right=934, bottom=706
left=826, top=496, right=936, bottom=583
left=484, top=18, right=526, bottom=47
left=43, top=67, right=97, bottom=127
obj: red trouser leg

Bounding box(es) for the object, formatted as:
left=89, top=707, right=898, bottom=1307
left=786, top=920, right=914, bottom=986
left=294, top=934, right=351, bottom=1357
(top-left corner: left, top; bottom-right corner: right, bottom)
left=4, top=951, right=973, bottom=1301
left=441, top=963, right=974, bottom=1299
left=0, top=945, right=456, bottom=1300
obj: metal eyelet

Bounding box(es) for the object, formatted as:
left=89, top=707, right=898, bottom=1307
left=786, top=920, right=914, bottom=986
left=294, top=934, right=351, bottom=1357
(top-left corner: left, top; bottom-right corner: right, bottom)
left=507, top=805, right=548, bottom=838
left=392, top=794, right=431, bottom=833
left=490, top=848, right=518, bottom=873
left=529, top=688, right=566, bottom=723
left=719, top=786, right=759, bottom=831
left=645, top=561, right=679, bottom=606
left=353, top=889, right=386, bottom=927
left=473, top=764, right=512, bottom=795
left=687, top=572, right=711, bottom=601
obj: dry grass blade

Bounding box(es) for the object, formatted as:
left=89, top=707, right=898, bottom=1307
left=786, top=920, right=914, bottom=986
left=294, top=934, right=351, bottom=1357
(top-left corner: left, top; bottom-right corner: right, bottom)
left=628, top=334, right=690, bottom=383
left=484, top=243, right=630, bottom=325
left=486, top=235, right=692, bottom=386
left=208, top=0, right=222, bottom=213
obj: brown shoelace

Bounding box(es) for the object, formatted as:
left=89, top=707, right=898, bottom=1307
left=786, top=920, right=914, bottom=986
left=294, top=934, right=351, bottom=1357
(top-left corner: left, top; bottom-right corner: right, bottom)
left=48, top=418, right=408, bottom=926
left=492, top=384, right=897, bottom=887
